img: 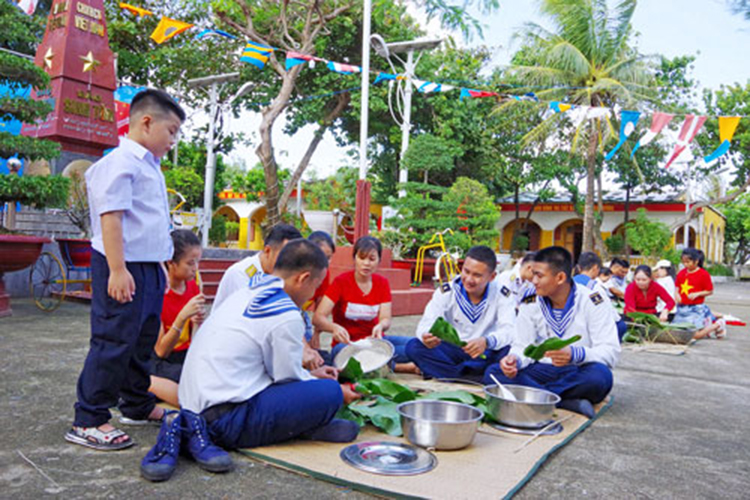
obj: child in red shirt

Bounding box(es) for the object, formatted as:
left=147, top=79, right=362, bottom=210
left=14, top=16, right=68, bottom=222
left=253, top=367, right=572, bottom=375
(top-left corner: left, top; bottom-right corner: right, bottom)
left=624, top=265, right=675, bottom=322
left=673, top=248, right=725, bottom=340
left=313, top=236, right=417, bottom=373
left=149, top=230, right=205, bottom=406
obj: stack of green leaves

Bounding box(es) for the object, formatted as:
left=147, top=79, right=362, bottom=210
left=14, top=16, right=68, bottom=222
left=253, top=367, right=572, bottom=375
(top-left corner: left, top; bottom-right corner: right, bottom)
left=523, top=335, right=582, bottom=361
left=338, top=358, right=364, bottom=383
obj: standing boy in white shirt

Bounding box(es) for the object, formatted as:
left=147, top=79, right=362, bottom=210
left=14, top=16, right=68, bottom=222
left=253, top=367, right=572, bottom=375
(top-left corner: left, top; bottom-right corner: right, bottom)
left=66, top=90, right=185, bottom=450
left=406, top=246, right=516, bottom=382
left=486, top=247, right=620, bottom=418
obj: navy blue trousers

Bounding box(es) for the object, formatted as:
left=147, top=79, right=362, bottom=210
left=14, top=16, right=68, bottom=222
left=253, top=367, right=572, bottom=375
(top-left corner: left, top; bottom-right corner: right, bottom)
left=483, top=361, right=613, bottom=404
left=73, top=251, right=165, bottom=427
left=405, top=338, right=509, bottom=383
left=207, top=379, right=343, bottom=449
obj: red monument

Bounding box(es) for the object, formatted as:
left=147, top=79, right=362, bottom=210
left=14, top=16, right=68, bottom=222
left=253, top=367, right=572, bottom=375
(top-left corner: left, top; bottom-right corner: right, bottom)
left=22, top=0, right=118, bottom=166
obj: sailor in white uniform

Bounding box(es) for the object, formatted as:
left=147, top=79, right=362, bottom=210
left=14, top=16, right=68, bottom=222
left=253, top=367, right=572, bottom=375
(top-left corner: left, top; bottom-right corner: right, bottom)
left=406, top=246, right=516, bottom=382
left=495, top=252, right=536, bottom=310
left=179, top=240, right=360, bottom=449
left=212, top=224, right=301, bottom=309
left=485, top=247, right=620, bottom=418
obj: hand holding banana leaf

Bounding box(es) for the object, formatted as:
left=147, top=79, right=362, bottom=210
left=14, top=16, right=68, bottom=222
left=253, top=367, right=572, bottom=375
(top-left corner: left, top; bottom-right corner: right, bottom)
left=429, top=317, right=486, bottom=359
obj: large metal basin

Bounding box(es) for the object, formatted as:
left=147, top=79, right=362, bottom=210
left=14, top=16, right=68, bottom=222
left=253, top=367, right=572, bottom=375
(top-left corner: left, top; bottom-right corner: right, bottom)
left=397, top=400, right=483, bottom=451
left=334, top=338, right=395, bottom=378
left=484, top=384, right=560, bottom=429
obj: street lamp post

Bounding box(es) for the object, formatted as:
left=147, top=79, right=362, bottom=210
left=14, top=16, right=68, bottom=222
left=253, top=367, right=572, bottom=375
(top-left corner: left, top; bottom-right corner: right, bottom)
left=370, top=36, right=442, bottom=197
left=353, top=0, right=373, bottom=243
left=187, top=72, right=255, bottom=247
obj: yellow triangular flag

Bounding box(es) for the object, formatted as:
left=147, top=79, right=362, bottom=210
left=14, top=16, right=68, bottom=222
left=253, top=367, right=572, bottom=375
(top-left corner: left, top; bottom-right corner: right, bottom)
left=120, top=3, right=153, bottom=17
left=719, top=116, right=741, bottom=143
left=150, top=17, right=194, bottom=44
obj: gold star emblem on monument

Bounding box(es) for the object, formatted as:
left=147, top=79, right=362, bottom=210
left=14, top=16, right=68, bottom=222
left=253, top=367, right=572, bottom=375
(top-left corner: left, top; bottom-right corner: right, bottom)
left=43, top=47, right=54, bottom=69
left=80, top=51, right=101, bottom=73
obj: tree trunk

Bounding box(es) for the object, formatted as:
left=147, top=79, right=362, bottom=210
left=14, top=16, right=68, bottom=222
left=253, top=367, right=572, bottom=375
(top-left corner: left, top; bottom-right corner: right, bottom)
left=582, top=121, right=598, bottom=253
left=624, top=183, right=631, bottom=256
left=278, top=92, right=351, bottom=210
left=256, top=69, right=301, bottom=226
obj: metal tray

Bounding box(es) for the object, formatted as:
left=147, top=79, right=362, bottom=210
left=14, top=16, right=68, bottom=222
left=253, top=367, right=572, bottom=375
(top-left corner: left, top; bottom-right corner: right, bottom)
left=489, top=421, right=563, bottom=436
left=340, top=441, right=437, bottom=476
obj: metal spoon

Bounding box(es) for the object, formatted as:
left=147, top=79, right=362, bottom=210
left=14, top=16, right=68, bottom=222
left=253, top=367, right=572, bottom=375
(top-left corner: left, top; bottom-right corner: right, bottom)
left=490, top=374, right=517, bottom=401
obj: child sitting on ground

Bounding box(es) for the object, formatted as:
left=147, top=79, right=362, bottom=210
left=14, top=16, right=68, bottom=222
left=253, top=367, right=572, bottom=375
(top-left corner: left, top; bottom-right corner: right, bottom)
left=673, top=248, right=726, bottom=339
left=149, top=230, right=205, bottom=407
left=654, top=259, right=677, bottom=320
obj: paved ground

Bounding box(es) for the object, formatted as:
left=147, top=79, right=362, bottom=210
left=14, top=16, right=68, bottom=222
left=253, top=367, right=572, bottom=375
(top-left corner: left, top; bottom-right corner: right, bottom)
left=0, top=282, right=748, bottom=499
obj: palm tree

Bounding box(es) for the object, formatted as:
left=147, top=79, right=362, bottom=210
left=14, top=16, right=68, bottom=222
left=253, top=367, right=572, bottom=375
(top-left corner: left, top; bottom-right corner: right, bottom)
left=500, top=0, right=655, bottom=252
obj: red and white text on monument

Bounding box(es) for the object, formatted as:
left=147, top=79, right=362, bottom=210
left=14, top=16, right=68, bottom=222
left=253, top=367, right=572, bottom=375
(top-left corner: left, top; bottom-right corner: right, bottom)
left=22, top=0, right=118, bottom=155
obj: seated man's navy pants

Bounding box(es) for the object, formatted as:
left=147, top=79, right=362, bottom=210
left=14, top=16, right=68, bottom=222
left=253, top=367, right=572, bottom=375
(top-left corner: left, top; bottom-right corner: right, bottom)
left=206, top=379, right=343, bottom=449
left=406, top=338, right=509, bottom=382
left=483, top=361, right=612, bottom=404
left=74, top=251, right=165, bottom=428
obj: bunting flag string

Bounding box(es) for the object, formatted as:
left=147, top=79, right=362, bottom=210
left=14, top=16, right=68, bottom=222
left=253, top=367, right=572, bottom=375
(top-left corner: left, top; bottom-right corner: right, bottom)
left=704, top=116, right=741, bottom=165
left=16, top=0, right=38, bottom=15
left=460, top=88, right=499, bottom=100
left=605, top=110, right=640, bottom=160
left=664, top=114, right=707, bottom=168
left=630, top=112, right=674, bottom=158
left=120, top=3, right=153, bottom=17
left=374, top=72, right=400, bottom=85
left=413, top=79, right=454, bottom=93
left=150, top=18, right=194, bottom=44
left=195, top=29, right=236, bottom=40
left=326, top=61, right=361, bottom=75
left=240, top=41, right=274, bottom=69
left=285, top=52, right=325, bottom=70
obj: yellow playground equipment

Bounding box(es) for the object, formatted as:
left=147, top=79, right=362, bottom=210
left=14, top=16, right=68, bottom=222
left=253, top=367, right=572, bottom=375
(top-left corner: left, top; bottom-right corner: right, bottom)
left=412, top=229, right=459, bottom=287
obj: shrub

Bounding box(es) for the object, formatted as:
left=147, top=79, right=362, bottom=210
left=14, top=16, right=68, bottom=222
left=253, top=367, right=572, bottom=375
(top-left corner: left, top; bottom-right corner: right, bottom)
left=0, top=174, right=69, bottom=208
left=208, top=215, right=227, bottom=246
left=625, top=209, right=672, bottom=263
left=706, top=264, right=734, bottom=277
left=605, top=234, right=625, bottom=256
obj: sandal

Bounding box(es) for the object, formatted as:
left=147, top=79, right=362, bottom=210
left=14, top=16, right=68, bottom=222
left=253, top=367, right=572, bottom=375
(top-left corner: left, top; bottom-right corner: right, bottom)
left=65, top=425, right=134, bottom=451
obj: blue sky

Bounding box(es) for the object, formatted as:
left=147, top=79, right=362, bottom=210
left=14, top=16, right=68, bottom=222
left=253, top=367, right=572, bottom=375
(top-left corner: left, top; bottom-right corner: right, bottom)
left=227, top=0, right=750, bottom=179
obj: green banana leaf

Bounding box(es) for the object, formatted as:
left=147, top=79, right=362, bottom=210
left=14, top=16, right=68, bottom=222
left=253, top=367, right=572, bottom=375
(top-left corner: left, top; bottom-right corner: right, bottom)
left=429, top=317, right=466, bottom=347
left=338, top=358, right=364, bottom=383
left=356, top=378, right=418, bottom=403
left=347, top=396, right=403, bottom=436
left=523, top=335, right=582, bottom=361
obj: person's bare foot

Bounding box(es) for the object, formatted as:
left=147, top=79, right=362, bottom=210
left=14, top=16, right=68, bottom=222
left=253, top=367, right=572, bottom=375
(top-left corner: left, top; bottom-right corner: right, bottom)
left=394, top=362, right=421, bottom=375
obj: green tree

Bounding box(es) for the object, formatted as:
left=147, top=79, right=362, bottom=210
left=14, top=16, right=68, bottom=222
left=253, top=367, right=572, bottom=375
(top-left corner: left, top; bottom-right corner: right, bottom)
left=721, top=193, right=750, bottom=265
left=499, top=0, right=655, bottom=253
left=304, top=167, right=358, bottom=214
left=161, top=139, right=230, bottom=209
left=402, top=134, right=456, bottom=184
left=625, top=208, right=672, bottom=264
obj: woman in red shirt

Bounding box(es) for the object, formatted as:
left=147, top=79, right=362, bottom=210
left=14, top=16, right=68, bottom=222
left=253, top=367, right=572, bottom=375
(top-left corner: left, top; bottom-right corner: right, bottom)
left=149, top=230, right=205, bottom=406
left=313, top=236, right=417, bottom=373
left=624, top=265, right=675, bottom=323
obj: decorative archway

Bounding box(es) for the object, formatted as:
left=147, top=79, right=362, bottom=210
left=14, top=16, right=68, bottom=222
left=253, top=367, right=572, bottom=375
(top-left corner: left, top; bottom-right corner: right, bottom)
left=554, top=219, right=584, bottom=260
left=501, top=219, right=542, bottom=252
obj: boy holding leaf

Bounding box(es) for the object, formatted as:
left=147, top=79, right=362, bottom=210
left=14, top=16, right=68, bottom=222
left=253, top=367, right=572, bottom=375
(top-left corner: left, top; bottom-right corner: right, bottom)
left=405, top=246, right=515, bottom=382
left=485, top=247, right=620, bottom=418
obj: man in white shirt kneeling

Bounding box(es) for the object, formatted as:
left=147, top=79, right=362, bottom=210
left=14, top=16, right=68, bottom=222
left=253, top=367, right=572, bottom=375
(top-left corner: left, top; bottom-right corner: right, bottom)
left=179, top=239, right=361, bottom=449
left=484, top=246, right=620, bottom=418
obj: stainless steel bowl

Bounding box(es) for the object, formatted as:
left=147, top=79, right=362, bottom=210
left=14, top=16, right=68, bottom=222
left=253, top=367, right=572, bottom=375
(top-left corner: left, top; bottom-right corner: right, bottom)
left=484, top=384, right=561, bottom=429
left=334, top=338, right=395, bottom=377
left=397, top=400, right=484, bottom=450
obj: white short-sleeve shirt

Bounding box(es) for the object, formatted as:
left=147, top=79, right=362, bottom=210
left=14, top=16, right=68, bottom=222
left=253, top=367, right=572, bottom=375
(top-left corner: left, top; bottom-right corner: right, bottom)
left=85, top=137, right=172, bottom=262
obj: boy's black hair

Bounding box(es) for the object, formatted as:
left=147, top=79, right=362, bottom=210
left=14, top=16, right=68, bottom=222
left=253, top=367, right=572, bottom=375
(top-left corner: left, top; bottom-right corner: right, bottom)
left=274, top=239, right=328, bottom=276
left=353, top=236, right=383, bottom=260
left=308, top=231, right=336, bottom=254
left=466, top=245, right=497, bottom=273
left=599, top=267, right=613, bottom=277
left=265, top=224, right=302, bottom=248
left=577, top=251, right=602, bottom=272
left=534, top=246, right=573, bottom=281
left=130, top=89, right=186, bottom=122
left=633, top=264, right=652, bottom=279
left=611, top=257, right=629, bottom=268
left=170, top=229, right=201, bottom=262
left=520, top=252, right=537, bottom=265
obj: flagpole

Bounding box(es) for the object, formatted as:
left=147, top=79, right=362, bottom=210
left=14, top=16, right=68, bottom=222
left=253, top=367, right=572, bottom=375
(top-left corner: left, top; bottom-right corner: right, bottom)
left=354, top=0, right=372, bottom=242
